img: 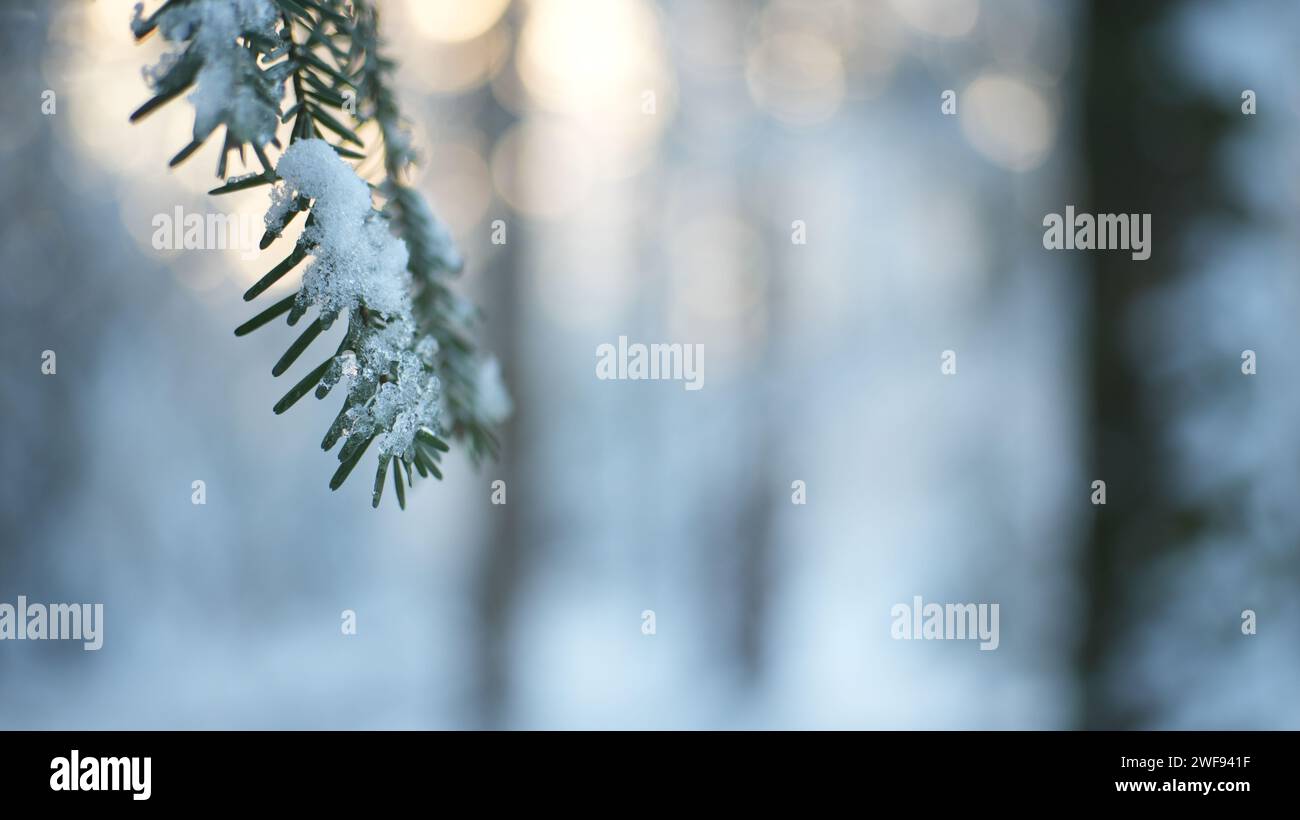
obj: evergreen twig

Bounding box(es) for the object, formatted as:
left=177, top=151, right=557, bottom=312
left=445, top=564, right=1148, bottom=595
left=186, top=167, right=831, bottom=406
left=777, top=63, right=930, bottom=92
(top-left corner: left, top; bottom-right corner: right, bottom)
left=130, top=0, right=508, bottom=507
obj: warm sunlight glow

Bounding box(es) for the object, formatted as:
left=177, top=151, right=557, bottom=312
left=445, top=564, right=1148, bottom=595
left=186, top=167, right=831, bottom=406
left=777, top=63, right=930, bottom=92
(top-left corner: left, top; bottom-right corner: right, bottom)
left=403, top=0, right=511, bottom=43
left=516, top=0, right=674, bottom=178
left=746, top=31, right=846, bottom=127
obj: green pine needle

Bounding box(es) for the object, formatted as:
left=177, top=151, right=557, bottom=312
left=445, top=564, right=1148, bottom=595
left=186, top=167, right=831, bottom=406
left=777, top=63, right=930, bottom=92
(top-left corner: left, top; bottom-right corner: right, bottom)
left=130, top=0, right=508, bottom=508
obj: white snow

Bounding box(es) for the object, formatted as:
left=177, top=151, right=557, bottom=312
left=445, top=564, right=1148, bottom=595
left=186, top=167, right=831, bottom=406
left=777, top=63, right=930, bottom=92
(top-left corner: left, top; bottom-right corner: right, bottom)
left=269, top=139, right=442, bottom=457
left=135, top=0, right=282, bottom=144
left=270, top=139, right=412, bottom=321
left=474, top=356, right=513, bottom=424
left=404, top=186, right=463, bottom=272
left=356, top=323, right=442, bottom=457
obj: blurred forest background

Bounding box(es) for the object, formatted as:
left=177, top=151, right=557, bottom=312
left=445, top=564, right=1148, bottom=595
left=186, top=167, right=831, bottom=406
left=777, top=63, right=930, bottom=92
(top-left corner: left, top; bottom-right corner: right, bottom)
left=0, top=0, right=1297, bottom=728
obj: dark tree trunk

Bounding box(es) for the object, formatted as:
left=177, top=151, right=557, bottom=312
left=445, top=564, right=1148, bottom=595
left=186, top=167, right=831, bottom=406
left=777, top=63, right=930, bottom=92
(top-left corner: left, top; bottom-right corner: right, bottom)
left=470, top=71, right=524, bottom=729
left=1076, top=0, right=1237, bottom=728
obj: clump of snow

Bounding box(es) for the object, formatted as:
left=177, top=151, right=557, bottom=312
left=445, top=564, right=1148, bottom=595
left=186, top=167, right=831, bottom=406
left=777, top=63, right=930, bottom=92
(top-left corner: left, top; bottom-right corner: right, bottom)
left=135, top=0, right=282, bottom=145
left=140, top=49, right=181, bottom=87
left=381, top=125, right=416, bottom=169
left=270, top=140, right=412, bottom=322
left=269, top=139, right=442, bottom=457
left=474, top=357, right=512, bottom=424
left=405, top=187, right=463, bottom=273
left=415, top=336, right=440, bottom=363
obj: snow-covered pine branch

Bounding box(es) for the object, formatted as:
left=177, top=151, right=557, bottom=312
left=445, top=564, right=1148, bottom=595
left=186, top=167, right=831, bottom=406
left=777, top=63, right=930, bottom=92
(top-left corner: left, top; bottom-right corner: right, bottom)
left=129, top=0, right=509, bottom=508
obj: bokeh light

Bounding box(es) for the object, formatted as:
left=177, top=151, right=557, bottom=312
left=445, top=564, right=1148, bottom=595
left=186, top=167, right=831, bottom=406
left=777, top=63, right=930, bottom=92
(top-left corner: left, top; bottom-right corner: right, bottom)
left=960, top=73, right=1056, bottom=172
left=402, top=0, right=511, bottom=43
left=888, top=0, right=980, bottom=40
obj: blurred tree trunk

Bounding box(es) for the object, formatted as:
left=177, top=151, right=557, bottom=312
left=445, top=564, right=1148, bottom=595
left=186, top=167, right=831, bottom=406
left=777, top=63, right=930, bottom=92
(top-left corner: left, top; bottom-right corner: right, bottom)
left=732, top=162, right=786, bottom=686
left=0, top=3, right=102, bottom=584
left=471, top=26, right=524, bottom=728
left=1077, top=0, right=1236, bottom=728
